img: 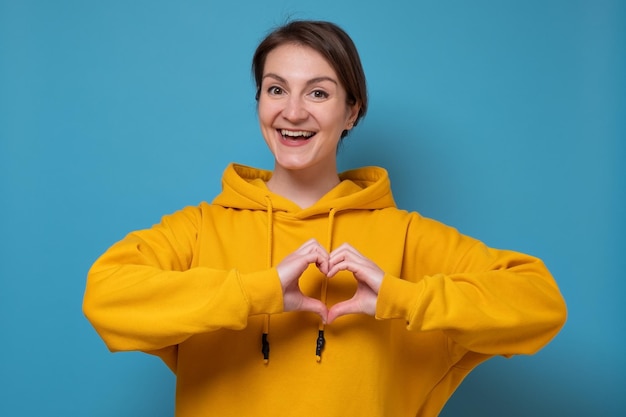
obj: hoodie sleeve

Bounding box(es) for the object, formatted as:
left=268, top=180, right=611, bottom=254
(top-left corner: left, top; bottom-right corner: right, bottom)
left=82, top=205, right=284, bottom=359
left=375, top=214, right=567, bottom=356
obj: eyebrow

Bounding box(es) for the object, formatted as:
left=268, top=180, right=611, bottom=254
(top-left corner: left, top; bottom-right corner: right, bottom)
left=262, top=73, right=338, bottom=87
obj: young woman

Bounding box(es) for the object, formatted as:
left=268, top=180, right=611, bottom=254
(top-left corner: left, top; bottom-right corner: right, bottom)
left=83, top=20, right=566, bottom=417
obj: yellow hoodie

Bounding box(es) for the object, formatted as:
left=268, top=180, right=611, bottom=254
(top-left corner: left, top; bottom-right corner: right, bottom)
left=83, top=163, right=566, bottom=417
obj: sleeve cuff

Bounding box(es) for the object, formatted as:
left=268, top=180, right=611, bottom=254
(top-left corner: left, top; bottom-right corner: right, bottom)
left=238, top=268, right=284, bottom=316
left=375, top=274, right=424, bottom=324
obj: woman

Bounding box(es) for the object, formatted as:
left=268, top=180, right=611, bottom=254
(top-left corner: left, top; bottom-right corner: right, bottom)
left=83, top=20, right=566, bottom=416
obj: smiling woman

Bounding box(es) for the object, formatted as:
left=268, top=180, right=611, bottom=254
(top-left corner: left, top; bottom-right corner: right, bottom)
left=257, top=43, right=360, bottom=206
left=83, top=20, right=567, bottom=417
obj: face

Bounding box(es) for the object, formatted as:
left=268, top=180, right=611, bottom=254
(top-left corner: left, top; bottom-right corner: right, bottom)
left=258, top=43, right=360, bottom=175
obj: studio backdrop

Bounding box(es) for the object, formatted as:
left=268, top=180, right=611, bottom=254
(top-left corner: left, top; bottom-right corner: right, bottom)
left=0, top=1, right=623, bottom=416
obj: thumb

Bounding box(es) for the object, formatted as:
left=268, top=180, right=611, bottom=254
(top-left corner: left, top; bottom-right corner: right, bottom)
left=299, top=296, right=329, bottom=324
left=326, top=298, right=361, bottom=324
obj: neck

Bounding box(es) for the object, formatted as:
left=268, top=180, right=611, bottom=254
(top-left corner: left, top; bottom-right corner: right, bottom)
left=267, top=164, right=340, bottom=209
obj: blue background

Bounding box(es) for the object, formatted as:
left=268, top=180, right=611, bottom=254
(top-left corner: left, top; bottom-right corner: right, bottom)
left=1, top=0, right=624, bottom=415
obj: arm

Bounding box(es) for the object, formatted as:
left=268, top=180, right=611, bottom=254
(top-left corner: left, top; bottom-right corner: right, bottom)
left=376, top=214, right=567, bottom=356
left=82, top=206, right=284, bottom=356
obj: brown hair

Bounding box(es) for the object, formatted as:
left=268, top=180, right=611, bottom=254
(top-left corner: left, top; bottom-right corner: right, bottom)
left=252, top=20, right=368, bottom=138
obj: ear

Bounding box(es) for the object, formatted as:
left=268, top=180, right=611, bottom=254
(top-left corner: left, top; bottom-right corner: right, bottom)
left=345, top=102, right=361, bottom=130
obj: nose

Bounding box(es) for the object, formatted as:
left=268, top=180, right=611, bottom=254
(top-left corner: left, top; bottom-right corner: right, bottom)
left=282, top=95, right=308, bottom=123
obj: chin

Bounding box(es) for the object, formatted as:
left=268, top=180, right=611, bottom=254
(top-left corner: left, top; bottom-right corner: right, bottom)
left=275, top=159, right=314, bottom=171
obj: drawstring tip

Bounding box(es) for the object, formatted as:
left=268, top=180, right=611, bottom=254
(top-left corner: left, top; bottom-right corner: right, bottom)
left=261, top=333, right=270, bottom=364
left=315, top=329, right=325, bottom=362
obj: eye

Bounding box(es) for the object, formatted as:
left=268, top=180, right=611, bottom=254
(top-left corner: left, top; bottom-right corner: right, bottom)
left=267, top=86, right=284, bottom=96
left=310, top=90, right=329, bottom=100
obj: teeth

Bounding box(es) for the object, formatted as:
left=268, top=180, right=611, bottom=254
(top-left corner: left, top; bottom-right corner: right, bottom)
left=281, top=129, right=314, bottom=138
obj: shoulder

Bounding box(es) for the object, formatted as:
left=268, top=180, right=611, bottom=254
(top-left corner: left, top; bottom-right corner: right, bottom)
left=158, top=202, right=221, bottom=227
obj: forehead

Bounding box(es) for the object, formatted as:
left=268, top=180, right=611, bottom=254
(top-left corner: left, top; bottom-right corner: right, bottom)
left=263, top=43, right=338, bottom=80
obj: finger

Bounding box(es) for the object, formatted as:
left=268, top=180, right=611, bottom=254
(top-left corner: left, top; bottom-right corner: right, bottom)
left=298, top=239, right=330, bottom=272
left=298, top=238, right=326, bottom=254
left=327, top=252, right=383, bottom=292
left=296, top=248, right=329, bottom=276
left=327, top=256, right=369, bottom=279
left=278, top=244, right=329, bottom=283
left=326, top=298, right=361, bottom=324
left=296, top=296, right=329, bottom=323
left=328, top=244, right=367, bottom=272
left=329, top=242, right=362, bottom=260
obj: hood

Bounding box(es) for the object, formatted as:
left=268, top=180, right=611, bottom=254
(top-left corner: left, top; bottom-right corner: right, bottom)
left=212, top=163, right=397, bottom=363
left=212, top=163, right=397, bottom=215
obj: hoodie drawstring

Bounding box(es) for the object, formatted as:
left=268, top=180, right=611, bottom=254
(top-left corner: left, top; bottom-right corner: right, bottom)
left=262, top=196, right=273, bottom=364
left=261, top=196, right=337, bottom=364
left=316, top=208, right=336, bottom=362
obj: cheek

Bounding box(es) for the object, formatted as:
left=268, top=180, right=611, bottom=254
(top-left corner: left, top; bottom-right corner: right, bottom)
left=329, top=112, right=351, bottom=132
left=257, top=99, right=278, bottom=126
left=257, top=102, right=277, bottom=146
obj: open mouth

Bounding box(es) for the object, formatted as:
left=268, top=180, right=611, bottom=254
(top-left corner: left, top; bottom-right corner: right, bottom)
left=279, top=129, right=316, bottom=140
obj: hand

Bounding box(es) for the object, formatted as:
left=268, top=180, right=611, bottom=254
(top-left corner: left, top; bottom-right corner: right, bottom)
left=326, top=243, right=384, bottom=324
left=276, top=239, right=330, bottom=322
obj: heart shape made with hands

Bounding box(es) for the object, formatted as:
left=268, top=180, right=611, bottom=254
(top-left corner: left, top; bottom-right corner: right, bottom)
left=276, top=239, right=384, bottom=324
